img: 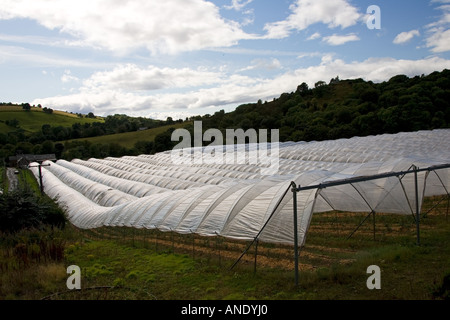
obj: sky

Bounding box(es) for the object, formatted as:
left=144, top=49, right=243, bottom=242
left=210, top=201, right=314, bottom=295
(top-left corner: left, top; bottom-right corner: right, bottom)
left=1, top=0, right=450, bottom=120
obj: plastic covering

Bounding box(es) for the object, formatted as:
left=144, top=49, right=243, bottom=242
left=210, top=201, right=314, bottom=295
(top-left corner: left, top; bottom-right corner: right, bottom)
left=29, top=129, right=450, bottom=245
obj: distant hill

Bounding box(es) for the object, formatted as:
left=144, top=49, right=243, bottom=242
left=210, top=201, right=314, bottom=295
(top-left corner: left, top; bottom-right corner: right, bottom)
left=0, top=104, right=103, bottom=135
left=1, top=69, right=449, bottom=163
left=191, top=69, right=450, bottom=143
left=65, top=122, right=187, bottom=148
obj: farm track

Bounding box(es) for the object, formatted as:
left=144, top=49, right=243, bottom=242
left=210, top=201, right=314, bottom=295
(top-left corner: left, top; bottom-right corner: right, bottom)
left=6, top=168, right=19, bottom=192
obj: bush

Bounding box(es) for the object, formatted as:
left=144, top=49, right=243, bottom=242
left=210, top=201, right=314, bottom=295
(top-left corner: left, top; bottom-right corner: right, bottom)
left=0, top=189, right=66, bottom=233
left=433, top=271, right=450, bottom=300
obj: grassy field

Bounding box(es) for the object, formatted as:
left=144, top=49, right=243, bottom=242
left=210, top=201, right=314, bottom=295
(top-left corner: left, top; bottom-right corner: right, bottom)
left=64, top=122, right=188, bottom=148
left=1, top=192, right=449, bottom=301
left=0, top=105, right=103, bottom=134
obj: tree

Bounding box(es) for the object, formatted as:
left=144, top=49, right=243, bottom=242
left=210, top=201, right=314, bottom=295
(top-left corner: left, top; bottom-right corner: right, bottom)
left=314, top=80, right=326, bottom=88
left=41, top=140, right=55, bottom=154
left=0, top=189, right=66, bottom=233
left=16, top=141, right=34, bottom=154
left=154, top=128, right=176, bottom=152
left=134, top=140, right=155, bottom=155
left=296, top=82, right=309, bottom=94
left=55, top=143, right=64, bottom=158
left=329, top=76, right=340, bottom=85
left=6, top=118, right=19, bottom=128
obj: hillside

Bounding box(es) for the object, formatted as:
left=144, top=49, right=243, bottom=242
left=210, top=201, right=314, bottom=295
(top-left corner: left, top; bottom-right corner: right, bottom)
left=0, top=105, right=175, bottom=161
left=0, top=104, right=103, bottom=134
left=1, top=69, right=449, bottom=162
left=65, top=122, right=187, bottom=148
left=195, top=70, right=450, bottom=142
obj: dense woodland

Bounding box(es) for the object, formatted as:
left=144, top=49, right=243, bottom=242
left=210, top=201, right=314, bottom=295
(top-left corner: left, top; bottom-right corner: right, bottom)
left=1, top=69, right=449, bottom=162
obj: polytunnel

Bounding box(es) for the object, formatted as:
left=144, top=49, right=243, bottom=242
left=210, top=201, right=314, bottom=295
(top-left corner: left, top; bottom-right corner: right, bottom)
left=29, top=129, right=450, bottom=250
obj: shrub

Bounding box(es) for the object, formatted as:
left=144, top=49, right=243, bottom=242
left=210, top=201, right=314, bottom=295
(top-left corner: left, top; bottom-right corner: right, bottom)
left=0, top=188, right=66, bottom=233
left=433, top=271, right=450, bottom=300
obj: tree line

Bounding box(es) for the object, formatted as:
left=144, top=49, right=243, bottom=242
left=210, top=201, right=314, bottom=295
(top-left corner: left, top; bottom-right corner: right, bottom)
left=1, top=69, right=449, bottom=163
left=151, top=69, right=450, bottom=152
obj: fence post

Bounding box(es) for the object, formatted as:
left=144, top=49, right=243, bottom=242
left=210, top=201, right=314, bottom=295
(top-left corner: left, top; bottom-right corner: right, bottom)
left=414, top=166, right=420, bottom=246
left=291, top=182, right=299, bottom=287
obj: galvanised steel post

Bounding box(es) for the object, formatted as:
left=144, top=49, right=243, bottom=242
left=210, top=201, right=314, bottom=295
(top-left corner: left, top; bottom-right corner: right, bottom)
left=414, top=166, right=420, bottom=246
left=291, top=182, right=299, bottom=287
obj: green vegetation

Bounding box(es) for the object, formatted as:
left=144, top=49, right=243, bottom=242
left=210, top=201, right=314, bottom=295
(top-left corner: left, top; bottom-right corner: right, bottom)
left=0, top=189, right=66, bottom=233
left=0, top=104, right=102, bottom=134
left=65, top=122, right=186, bottom=148
left=192, top=70, right=450, bottom=142
left=1, top=194, right=449, bottom=300
left=1, top=70, right=449, bottom=300
left=0, top=166, right=7, bottom=192
left=0, top=168, right=66, bottom=233
left=1, top=70, right=449, bottom=162
left=62, top=122, right=188, bottom=160
left=0, top=104, right=186, bottom=161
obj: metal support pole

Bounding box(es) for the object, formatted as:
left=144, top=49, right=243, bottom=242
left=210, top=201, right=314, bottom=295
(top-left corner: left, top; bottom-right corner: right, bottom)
left=253, top=239, right=258, bottom=275
left=372, top=211, right=376, bottom=241
left=346, top=211, right=373, bottom=240
left=28, top=162, right=50, bottom=195
left=229, top=183, right=292, bottom=270
left=191, top=231, right=195, bottom=260
left=292, top=182, right=299, bottom=287
left=171, top=230, right=175, bottom=253
left=414, top=166, right=420, bottom=246
left=38, top=165, right=44, bottom=194
left=446, top=196, right=449, bottom=222
left=215, top=232, right=222, bottom=267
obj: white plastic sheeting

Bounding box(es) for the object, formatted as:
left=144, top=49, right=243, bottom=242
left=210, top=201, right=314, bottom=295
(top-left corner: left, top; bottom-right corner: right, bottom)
left=29, top=129, right=450, bottom=245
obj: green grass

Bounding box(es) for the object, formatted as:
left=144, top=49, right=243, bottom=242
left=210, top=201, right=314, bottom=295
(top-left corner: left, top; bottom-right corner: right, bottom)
left=0, top=167, right=6, bottom=189
left=64, top=122, right=188, bottom=148
left=17, top=168, right=41, bottom=194
left=0, top=106, right=103, bottom=134
left=1, top=195, right=449, bottom=300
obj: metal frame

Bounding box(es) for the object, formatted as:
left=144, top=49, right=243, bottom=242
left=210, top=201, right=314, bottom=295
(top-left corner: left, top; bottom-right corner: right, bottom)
left=230, top=163, right=450, bottom=287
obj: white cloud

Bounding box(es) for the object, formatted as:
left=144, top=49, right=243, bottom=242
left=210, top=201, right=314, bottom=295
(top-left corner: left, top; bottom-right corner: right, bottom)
left=238, top=58, right=282, bottom=72
left=0, top=0, right=254, bottom=55
left=425, top=3, right=450, bottom=52
left=393, top=30, right=420, bottom=44
left=32, top=56, right=450, bottom=119
left=263, top=0, right=362, bottom=39
left=322, top=33, right=360, bottom=46
left=224, top=0, right=253, bottom=11
left=427, top=4, right=450, bottom=28
left=61, top=70, right=80, bottom=83
left=82, top=64, right=225, bottom=91
left=224, top=0, right=255, bottom=26
left=0, top=44, right=113, bottom=68
left=426, top=27, right=450, bottom=52
left=307, top=32, right=321, bottom=40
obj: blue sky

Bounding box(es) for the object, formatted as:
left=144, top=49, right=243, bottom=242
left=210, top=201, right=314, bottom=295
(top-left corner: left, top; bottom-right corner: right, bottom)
left=1, top=0, right=450, bottom=120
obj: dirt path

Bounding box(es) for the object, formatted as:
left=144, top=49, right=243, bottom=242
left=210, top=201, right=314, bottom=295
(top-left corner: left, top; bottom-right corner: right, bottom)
left=6, top=167, right=19, bottom=192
